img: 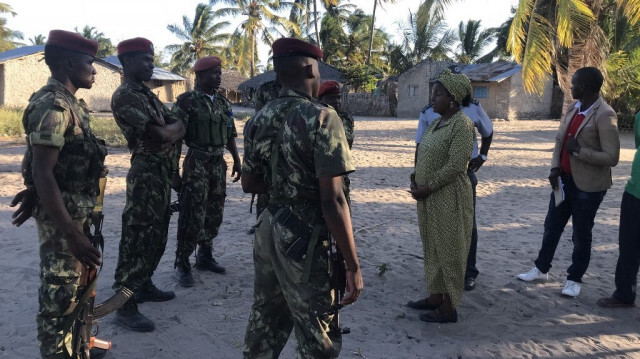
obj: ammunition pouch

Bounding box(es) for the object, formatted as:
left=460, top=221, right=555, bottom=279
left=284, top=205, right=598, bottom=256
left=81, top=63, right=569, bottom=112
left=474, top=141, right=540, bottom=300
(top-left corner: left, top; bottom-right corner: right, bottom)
left=185, top=101, right=229, bottom=148
left=53, top=134, right=107, bottom=197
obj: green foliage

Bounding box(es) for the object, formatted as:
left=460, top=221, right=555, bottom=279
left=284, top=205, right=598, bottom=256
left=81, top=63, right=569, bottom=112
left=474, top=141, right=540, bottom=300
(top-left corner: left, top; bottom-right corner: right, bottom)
left=166, top=4, right=230, bottom=75
left=0, top=107, right=24, bottom=136
left=29, top=34, right=46, bottom=45
left=89, top=117, right=127, bottom=147
left=455, top=19, right=496, bottom=64
left=74, top=26, right=116, bottom=58
left=377, top=263, right=390, bottom=277
left=0, top=3, right=23, bottom=52
left=341, top=64, right=380, bottom=92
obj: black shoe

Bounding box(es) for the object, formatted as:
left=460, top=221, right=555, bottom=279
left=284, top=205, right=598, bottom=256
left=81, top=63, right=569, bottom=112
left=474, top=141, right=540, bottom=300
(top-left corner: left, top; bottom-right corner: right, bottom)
left=134, top=282, right=176, bottom=303
left=115, top=298, right=155, bottom=332
left=89, top=348, right=108, bottom=359
left=176, top=265, right=194, bottom=287
left=407, top=297, right=441, bottom=310
left=464, top=277, right=476, bottom=291
left=195, top=246, right=226, bottom=274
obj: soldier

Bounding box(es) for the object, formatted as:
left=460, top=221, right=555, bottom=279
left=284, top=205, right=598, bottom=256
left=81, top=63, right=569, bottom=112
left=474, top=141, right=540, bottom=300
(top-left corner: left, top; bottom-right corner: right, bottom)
left=111, top=37, right=185, bottom=332
left=21, top=30, right=105, bottom=358
left=242, top=38, right=363, bottom=358
left=247, top=77, right=282, bottom=234
left=173, top=56, right=242, bottom=287
left=318, top=80, right=355, bottom=208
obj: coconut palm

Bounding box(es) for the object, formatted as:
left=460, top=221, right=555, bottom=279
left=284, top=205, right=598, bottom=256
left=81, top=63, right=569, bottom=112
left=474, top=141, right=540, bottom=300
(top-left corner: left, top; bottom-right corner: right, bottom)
left=455, top=20, right=496, bottom=64
left=388, top=0, right=455, bottom=74
left=366, top=0, right=397, bottom=64
left=211, top=0, right=300, bottom=78
left=0, top=3, right=23, bottom=52
left=29, top=34, right=46, bottom=45
left=75, top=26, right=115, bottom=58
left=166, top=3, right=230, bottom=74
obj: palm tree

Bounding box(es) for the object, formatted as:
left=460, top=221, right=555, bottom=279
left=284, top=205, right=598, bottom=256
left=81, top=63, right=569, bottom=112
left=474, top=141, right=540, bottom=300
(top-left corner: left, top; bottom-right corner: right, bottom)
left=166, top=3, right=230, bottom=74
left=388, top=0, right=455, bottom=74
left=455, top=20, right=496, bottom=64
left=75, top=26, right=115, bottom=58
left=29, top=34, right=46, bottom=45
left=366, top=0, right=397, bottom=64
left=211, top=0, right=300, bottom=78
left=0, top=3, right=23, bottom=52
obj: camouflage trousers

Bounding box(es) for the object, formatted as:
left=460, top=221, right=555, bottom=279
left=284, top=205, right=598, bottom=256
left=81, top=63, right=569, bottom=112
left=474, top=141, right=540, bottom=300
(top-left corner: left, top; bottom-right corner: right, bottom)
left=176, top=149, right=227, bottom=264
left=243, top=208, right=341, bottom=359
left=113, top=162, right=171, bottom=292
left=36, top=216, right=89, bottom=358
left=255, top=193, right=269, bottom=220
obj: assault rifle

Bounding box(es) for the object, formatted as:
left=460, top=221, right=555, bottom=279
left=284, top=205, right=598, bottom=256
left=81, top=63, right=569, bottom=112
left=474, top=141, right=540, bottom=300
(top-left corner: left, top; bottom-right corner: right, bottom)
left=328, top=240, right=350, bottom=336
left=65, top=171, right=133, bottom=359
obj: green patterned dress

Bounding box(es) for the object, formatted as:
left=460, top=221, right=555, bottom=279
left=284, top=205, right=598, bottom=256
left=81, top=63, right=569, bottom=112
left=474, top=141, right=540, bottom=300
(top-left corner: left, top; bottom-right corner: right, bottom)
left=415, top=109, right=474, bottom=308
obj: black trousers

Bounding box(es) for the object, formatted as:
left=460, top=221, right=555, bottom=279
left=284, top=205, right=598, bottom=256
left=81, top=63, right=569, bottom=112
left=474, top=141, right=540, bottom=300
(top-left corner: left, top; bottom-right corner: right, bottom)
left=466, top=170, right=479, bottom=279
left=534, top=174, right=606, bottom=282
left=612, top=191, right=640, bottom=304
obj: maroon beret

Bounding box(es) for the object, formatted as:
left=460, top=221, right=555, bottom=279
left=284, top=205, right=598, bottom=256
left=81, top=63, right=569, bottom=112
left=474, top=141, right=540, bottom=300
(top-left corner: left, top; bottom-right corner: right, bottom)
left=272, top=38, right=323, bottom=60
left=117, top=37, right=154, bottom=56
left=318, top=80, right=341, bottom=97
left=193, top=56, right=222, bottom=72
left=46, top=30, right=99, bottom=57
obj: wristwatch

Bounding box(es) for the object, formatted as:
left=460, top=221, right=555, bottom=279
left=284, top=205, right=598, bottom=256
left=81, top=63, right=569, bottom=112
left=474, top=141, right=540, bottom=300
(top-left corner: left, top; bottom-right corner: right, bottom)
left=479, top=154, right=487, bottom=161
left=571, top=148, right=580, bottom=157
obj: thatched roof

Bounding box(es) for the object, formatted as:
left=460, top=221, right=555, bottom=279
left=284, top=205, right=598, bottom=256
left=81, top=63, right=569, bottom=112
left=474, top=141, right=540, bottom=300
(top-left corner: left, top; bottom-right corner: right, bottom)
left=238, top=61, right=344, bottom=91
left=221, top=69, right=248, bottom=91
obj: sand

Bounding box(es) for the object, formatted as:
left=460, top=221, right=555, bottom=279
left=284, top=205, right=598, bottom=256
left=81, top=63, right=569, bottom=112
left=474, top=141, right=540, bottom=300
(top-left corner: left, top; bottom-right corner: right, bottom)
left=0, top=115, right=638, bottom=359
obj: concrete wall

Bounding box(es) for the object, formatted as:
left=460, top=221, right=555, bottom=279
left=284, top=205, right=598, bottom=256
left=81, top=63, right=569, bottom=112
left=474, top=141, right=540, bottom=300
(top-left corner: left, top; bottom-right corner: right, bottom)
left=146, top=80, right=186, bottom=104
left=397, top=60, right=452, bottom=118
left=0, top=52, right=122, bottom=112
left=507, top=71, right=554, bottom=120
left=472, top=81, right=510, bottom=119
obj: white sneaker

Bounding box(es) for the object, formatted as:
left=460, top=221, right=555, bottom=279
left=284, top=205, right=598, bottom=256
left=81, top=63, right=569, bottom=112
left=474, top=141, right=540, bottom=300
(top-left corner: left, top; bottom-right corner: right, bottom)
left=562, top=280, right=581, bottom=297
left=517, top=267, right=548, bottom=282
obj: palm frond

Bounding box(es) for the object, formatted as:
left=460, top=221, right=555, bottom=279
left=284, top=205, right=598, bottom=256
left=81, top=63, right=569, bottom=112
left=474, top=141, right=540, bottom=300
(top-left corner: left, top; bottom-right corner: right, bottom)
left=507, top=0, right=535, bottom=62
left=521, top=13, right=554, bottom=95
left=556, top=0, right=595, bottom=47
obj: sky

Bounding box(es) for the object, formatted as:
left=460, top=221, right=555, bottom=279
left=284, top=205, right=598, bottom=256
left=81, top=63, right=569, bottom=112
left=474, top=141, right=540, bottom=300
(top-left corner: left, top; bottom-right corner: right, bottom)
left=5, top=0, right=518, bottom=67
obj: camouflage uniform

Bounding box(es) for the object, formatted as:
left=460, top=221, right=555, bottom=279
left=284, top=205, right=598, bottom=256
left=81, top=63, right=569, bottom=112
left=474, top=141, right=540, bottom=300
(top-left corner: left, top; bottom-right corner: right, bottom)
left=337, top=110, right=355, bottom=208
left=252, top=80, right=282, bottom=219
left=23, top=78, right=106, bottom=358
left=172, top=90, right=237, bottom=265
left=111, top=77, right=181, bottom=293
left=243, top=88, right=354, bottom=358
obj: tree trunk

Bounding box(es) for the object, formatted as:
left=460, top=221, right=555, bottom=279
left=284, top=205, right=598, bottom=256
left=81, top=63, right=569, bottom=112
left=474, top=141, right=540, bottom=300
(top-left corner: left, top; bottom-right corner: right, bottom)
left=251, top=33, right=255, bottom=78
left=314, top=0, right=320, bottom=45
left=366, top=0, right=377, bottom=65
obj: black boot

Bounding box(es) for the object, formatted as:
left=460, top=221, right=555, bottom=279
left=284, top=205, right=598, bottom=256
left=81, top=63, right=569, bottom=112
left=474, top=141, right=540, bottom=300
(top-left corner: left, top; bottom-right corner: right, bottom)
left=115, top=297, right=155, bottom=332
left=175, top=257, right=195, bottom=287
left=195, top=245, right=226, bottom=274
left=134, top=281, right=176, bottom=303
left=89, top=348, right=108, bottom=359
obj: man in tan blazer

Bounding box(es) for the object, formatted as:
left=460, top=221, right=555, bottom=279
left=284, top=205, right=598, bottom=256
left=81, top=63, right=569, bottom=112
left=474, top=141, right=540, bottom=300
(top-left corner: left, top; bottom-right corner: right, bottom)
left=517, top=67, right=620, bottom=297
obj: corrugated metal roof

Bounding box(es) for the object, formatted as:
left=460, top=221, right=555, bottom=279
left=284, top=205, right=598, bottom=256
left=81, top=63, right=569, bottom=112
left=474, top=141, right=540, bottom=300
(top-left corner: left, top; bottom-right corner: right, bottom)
left=460, top=61, right=519, bottom=83
left=102, top=55, right=185, bottom=81
left=0, top=45, right=45, bottom=63
left=238, top=61, right=344, bottom=90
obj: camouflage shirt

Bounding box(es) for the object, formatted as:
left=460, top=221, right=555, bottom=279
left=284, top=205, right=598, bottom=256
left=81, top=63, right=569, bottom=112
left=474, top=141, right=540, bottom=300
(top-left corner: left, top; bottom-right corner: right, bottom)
left=254, top=80, right=282, bottom=111
left=111, top=77, right=180, bottom=171
left=23, top=78, right=101, bottom=219
left=172, top=90, right=237, bottom=155
left=243, top=87, right=354, bottom=208
left=337, top=110, right=355, bottom=149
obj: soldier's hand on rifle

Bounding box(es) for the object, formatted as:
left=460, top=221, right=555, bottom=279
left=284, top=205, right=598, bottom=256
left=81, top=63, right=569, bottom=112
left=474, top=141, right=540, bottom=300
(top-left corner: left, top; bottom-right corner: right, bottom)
left=231, top=161, right=242, bottom=183
left=10, top=188, right=35, bottom=227
left=66, top=230, right=102, bottom=268
left=341, top=267, right=363, bottom=305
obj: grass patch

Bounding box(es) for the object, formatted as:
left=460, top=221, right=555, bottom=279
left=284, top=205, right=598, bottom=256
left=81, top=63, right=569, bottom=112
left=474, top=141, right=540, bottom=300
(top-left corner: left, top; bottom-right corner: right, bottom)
left=89, top=117, right=127, bottom=147
left=234, top=111, right=253, bottom=122
left=0, top=107, right=24, bottom=136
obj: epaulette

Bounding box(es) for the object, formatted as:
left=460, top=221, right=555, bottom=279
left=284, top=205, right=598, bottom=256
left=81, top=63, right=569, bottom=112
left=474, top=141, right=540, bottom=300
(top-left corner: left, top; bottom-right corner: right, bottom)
left=176, top=92, right=195, bottom=111
left=421, top=104, right=432, bottom=113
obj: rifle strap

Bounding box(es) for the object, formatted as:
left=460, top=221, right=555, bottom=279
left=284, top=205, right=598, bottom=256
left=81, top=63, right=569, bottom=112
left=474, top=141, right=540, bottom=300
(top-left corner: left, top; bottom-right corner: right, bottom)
left=302, top=224, right=322, bottom=283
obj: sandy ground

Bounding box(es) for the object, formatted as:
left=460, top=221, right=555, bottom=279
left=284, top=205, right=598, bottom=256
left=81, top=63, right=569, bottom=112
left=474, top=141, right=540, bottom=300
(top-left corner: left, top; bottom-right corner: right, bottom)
left=0, top=116, right=638, bottom=359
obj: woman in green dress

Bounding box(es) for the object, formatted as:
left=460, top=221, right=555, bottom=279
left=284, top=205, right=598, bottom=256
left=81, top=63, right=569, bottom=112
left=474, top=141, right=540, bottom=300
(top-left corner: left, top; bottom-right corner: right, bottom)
left=408, top=68, right=475, bottom=323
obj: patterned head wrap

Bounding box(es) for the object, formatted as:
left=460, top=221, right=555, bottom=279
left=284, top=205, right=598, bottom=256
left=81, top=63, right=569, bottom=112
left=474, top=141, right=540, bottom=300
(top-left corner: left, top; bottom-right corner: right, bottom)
left=436, top=68, right=471, bottom=105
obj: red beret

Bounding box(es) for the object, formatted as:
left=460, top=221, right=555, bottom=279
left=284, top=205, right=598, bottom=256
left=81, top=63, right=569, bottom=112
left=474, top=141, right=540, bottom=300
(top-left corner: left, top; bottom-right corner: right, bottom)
left=193, top=56, right=222, bottom=72
left=272, top=38, right=323, bottom=60
left=117, top=37, right=154, bottom=56
left=318, top=80, right=341, bottom=97
left=46, top=30, right=99, bottom=57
